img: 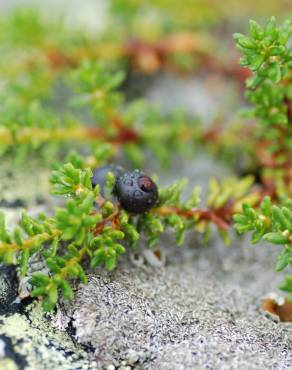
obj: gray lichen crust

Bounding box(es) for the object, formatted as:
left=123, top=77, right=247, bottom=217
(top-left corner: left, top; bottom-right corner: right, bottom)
left=61, top=239, right=292, bottom=370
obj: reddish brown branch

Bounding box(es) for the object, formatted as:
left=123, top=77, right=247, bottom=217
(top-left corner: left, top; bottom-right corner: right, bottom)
left=44, top=33, right=251, bottom=84
left=112, top=117, right=140, bottom=144
left=46, top=50, right=77, bottom=69
left=92, top=203, right=121, bottom=236
left=255, top=120, right=292, bottom=188
left=152, top=181, right=282, bottom=233
left=86, top=118, right=141, bottom=145
left=125, top=35, right=251, bottom=83
left=152, top=203, right=233, bottom=231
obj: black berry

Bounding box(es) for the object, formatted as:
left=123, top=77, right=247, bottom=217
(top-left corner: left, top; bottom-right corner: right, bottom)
left=114, top=170, right=158, bottom=214
left=91, top=164, right=124, bottom=196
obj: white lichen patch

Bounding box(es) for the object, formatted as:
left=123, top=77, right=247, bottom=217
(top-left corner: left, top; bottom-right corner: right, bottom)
left=0, top=339, right=6, bottom=358
left=0, top=303, right=98, bottom=370
left=73, top=308, right=98, bottom=342
left=0, top=358, right=18, bottom=370
left=0, top=160, right=51, bottom=206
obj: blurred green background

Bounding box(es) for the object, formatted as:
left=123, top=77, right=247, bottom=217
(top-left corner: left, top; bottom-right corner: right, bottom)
left=1, top=0, right=291, bottom=34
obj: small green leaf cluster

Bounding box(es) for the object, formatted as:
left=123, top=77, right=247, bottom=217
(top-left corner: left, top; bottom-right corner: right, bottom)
left=72, top=60, right=126, bottom=124
left=138, top=179, right=190, bottom=247
left=232, top=17, right=292, bottom=301
left=234, top=197, right=292, bottom=300
left=0, top=163, right=126, bottom=311
left=0, top=211, right=57, bottom=276
left=234, top=17, right=292, bottom=156
left=234, top=18, right=291, bottom=74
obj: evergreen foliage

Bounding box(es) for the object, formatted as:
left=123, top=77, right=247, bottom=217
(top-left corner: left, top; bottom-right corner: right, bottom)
left=0, top=9, right=291, bottom=311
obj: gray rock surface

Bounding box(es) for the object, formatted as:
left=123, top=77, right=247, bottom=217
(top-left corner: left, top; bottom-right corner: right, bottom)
left=146, top=73, right=240, bottom=122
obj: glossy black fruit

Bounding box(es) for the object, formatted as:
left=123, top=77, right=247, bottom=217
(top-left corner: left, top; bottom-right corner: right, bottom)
left=91, top=164, right=124, bottom=196
left=114, top=170, right=158, bottom=214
